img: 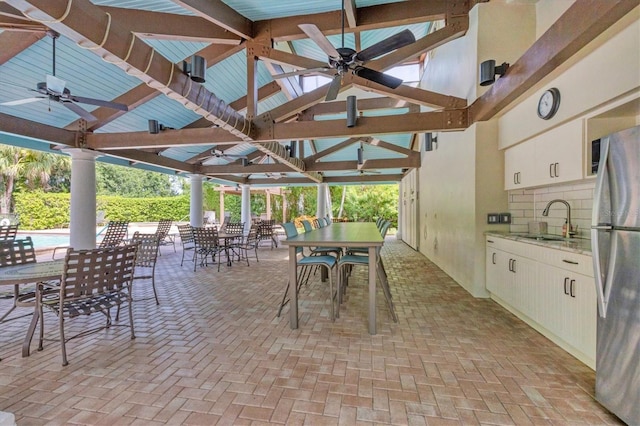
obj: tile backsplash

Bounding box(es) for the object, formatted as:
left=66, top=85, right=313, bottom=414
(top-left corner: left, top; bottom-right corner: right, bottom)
left=508, top=180, right=595, bottom=239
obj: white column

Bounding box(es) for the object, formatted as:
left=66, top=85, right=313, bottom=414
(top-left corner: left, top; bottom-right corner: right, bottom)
left=189, top=175, right=204, bottom=227
left=62, top=148, right=100, bottom=250
left=316, top=183, right=327, bottom=219
left=240, top=184, right=251, bottom=232
left=266, top=190, right=272, bottom=220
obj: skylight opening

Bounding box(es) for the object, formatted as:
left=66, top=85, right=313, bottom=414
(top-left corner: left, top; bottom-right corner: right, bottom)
left=300, top=63, right=421, bottom=94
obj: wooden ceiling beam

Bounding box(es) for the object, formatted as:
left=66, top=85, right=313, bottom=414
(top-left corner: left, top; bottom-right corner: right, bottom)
left=368, top=138, right=415, bottom=156
left=0, top=113, right=77, bottom=146
left=0, top=30, right=44, bottom=65
left=470, top=0, right=639, bottom=122
left=6, top=0, right=251, bottom=140
left=302, top=97, right=418, bottom=118
left=100, top=6, right=242, bottom=44
left=106, top=149, right=196, bottom=174
left=169, top=0, right=253, bottom=39
left=86, top=128, right=243, bottom=150
left=347, top=74, right=466, bottom=109
left=307, top=157, right=419, bottom=171
left=305, top=137, right=364, bottom=163
left=344, top=0, right=357, bottom=28
left=256, top=0, right=450, bottom=42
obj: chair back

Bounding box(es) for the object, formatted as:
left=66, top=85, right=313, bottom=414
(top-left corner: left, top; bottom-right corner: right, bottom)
left=177, top=224, right=194, bottom=244
left=0, top=237, right=36, bottom=267
left=245, top=225, right=259, bottom=246
left=155, top=219, right=172, bottom=240
left=301, top=220, right=313, bottom=233
left=258, top=220, right=274, bottom=237
left=130, top=232, right=160, bottom=268
left=0, top=225, right=19, bottom=242
left=225, top=222, right=244, bottom=235
left=376, top=217, right=384, bottom=229
left=281, top=222, right=298, bottom=238
left=59, top=244, right=137, bottom=304
left=380, top=220, right=392, bottom=239
left=192, top=226, right=219, bottom=249
left=98, top=221, right=129, bottom=248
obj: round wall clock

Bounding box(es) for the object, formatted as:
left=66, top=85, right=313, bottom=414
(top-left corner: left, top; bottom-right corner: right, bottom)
left=537, top=87, right=561, bottom=120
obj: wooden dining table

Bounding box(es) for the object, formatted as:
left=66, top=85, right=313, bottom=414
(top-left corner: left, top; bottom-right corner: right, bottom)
left=281, top=222, right=384, bottom=334
left=0, top=260, right=64, bottom=357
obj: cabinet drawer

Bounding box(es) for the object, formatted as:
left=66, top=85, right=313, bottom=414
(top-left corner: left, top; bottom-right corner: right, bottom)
left=541, top=249, right=593, bottom=277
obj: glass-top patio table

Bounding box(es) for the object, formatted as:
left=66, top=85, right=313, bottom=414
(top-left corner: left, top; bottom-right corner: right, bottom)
left=0, top=260, right=64, bottom=357
left=282, top=222, right=384, bottom=334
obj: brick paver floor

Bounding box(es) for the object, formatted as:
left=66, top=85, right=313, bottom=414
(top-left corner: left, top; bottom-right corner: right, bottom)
left=0, top=238, right=620, bottom=424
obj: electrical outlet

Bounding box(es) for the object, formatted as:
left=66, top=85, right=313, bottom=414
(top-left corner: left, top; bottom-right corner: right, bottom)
left=487, top=213, right=500, bottom=224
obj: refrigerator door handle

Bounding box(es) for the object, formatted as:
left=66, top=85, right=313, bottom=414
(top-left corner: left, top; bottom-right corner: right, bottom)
left=592, top=136, right=610, bottom=226
left=591, top=228, right=609, bottom=318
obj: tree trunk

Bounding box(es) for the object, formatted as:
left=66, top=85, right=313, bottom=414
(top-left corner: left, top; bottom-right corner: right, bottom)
left=0, top=176, right=14, bottom=214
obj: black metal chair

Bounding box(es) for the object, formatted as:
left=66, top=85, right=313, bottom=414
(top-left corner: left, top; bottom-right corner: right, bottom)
left=177, top=224, right=195, bottom=267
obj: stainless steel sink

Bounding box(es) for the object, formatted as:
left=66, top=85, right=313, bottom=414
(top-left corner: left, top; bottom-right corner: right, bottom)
left=519, top=234, right=566, bottom=241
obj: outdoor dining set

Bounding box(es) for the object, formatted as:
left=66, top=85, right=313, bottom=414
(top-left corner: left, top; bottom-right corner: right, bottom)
left=0, top=216, right=395, bottom=367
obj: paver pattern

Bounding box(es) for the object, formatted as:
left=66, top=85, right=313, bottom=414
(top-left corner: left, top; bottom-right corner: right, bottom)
left=0, top=238, right=620, bottom=424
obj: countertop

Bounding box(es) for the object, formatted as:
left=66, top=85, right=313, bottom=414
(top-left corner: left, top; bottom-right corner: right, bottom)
left=485, top=231, right=592, bottom=255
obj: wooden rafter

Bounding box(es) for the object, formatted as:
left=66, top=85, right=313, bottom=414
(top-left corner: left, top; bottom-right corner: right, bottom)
left=169, top=0, right=253, bottom=39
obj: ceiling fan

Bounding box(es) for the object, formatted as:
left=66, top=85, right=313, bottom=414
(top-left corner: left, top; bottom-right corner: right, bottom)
left=201, top=148, right=248, bottom=164
left=0, top=30, right=128, bottom=122
left=274, top=0, right=416, bottom=101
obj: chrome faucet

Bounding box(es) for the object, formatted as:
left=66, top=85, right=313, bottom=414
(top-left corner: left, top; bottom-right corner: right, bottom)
left=542, top=199, right=572, bottom=238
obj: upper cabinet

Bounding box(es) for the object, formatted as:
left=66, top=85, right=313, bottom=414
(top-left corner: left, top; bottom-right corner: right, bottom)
left=504, top=120, right=584, bottom=190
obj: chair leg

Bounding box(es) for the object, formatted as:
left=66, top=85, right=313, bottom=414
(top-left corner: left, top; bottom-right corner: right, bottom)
left=276, top=280, right=290, bottom=318
left=59, top=315, right=68, bottom=366
left=151, top=275, right=159, bottom=305
left=328, top=267, right=335, bottom=321
left=128, top=299, right=136, bottom=340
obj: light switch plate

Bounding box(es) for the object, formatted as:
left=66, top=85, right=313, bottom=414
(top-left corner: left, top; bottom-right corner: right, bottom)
left=500, top=213, right=512, bottom=224
left=487, top=213, right=500, bottom=224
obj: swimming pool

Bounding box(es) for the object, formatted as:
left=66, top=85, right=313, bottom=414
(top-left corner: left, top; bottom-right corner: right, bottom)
left=16, top=233, right=69, bottom=249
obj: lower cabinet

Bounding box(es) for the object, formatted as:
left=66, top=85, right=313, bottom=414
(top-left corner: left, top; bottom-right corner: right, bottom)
left=485, top=236, right=596, bottom=369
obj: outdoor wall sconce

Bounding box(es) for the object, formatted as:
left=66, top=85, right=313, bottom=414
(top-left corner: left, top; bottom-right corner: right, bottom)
left=424, top=132, right=438, bottom=151
left=479, top=59, right=509, bottom=86
left=357, top=141, right=364, bottom=165
left=182, top=55, right=207, bottom=83
left=286, top=141, right=296, bottom=158
left=347, top=95, right=358, bottom=128
left=148, top=119, right=165, bottom=134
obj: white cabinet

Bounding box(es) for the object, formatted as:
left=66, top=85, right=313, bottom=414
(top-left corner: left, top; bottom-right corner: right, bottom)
left=485, top=236, right=596, bottom=369
left=504, top=121, right=584, bottom=190
left=505, top=141, right=535, bottom=190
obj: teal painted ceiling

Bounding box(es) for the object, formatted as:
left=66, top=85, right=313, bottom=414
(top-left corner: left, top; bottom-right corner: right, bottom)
left=0, top=0, right=434, bottom=186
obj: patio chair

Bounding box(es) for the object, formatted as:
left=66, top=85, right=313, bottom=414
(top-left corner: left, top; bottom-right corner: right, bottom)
left=223, top=222, right=245, bottom=261
left=0, top=224, right=18, bottom=242
left=130, top=232, right=161, bottom=305
left=192, top=227, right=225, bottom=271
left=154, top=219, right=176, bottom=253
left=37, top=244, right=138, bottom=366
left=237, top=224, right=259, bottom=266
left=257, top=219, right=278, bottom=249
left=177, top=224, right=195, bottom=267
left=301, top=220, right=342, bottom=258
left=98, top=221, right=129, bottom=248
left=0, top=237, right=50, bottom=322
left=276, top=222, right=338, bottom=321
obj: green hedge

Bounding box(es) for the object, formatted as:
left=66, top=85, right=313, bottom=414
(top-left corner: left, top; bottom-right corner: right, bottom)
left=14, top=191, right=190, bottom=230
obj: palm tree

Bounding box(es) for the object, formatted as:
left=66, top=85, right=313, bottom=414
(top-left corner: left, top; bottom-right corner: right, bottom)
left=0, top=145, right=67, bottom=213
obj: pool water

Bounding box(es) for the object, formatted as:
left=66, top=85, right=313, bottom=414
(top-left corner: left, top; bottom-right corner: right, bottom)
left=16, top=233, right=69, bottom=249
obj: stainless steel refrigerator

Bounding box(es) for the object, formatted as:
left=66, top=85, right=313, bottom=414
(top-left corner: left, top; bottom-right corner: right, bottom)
left=591, top=124, right=640, bottom=425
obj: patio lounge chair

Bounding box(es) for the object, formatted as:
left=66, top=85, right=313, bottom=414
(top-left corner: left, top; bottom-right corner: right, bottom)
left=37, top=244, right=138, bottom=366
left=0, top=224, right=18, bottom=242
left=98, top=221, right=129, bottom=248
left=154, top=219, right=175, bottom=253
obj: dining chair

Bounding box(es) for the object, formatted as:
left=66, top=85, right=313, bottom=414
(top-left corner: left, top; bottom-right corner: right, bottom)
left=301, top=220, right=342, bottom=259
left=276, top=222, right=338, bottom=321
left=237, top=224, right=259, bottom=266
left=37, top=244, right=138, bottom=366
left=192, top=226, right=224, bottom=271
left=223, top=221, right=245, bottom=261
left=0, top=237, right=49, bottom=322
left=177, top=224, right=195, bottom=267
left=130, top=232, right=161, bottom=305
left=257, top=219, right=278, bottom=248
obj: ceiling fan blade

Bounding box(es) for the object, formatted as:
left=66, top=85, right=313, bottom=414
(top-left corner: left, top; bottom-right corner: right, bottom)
left=62, top=101, right=98, bottom=122
left=272, top=67, right=332, bottom=79
left=299, top=24, right=341, bottom=59
left=1, top=97, right=46, bottom=106
left=69, top=95, right=128, bottom=111
left=46, top=74, right=66, bottom=94
left=353, top=66, right=403, bottom=89
left=324, top=74, right=342, bottom=101
left=354, top=29, right=416, bottom=63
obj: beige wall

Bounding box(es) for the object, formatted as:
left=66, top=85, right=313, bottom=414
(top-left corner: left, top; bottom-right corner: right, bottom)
left=408, top=2, right=534, bottom=297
